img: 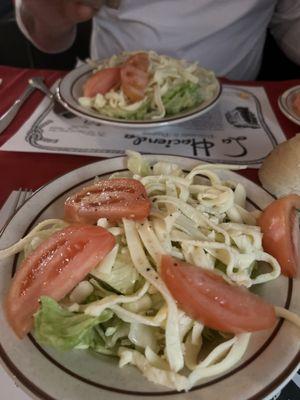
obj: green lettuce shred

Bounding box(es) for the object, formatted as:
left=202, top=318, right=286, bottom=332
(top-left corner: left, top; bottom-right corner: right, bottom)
left=127, top=150, right=152, bottom=177
left=90, top=82, right=203, bottom=120
left=34, top=296, right=113, bottom=350
left=162, top=82, right=203, bottom=115
left=91, top=253, right=140, bottom=295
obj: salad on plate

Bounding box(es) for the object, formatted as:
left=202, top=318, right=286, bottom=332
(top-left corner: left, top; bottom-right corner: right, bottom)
left=78, top=51, right=220, bottom=121
left=1, top=152, right=299, bottom=392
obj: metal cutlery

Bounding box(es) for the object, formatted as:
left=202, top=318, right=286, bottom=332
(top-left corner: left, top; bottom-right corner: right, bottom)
left=28, top=77, right=55, bottom=99
left=0, top=82, right=37, bottom=134
left=12, top=188, right=33, bottom=213
left=0, top=188, right=33, bottom=234
left=0, top=76, right=53, bottom=134
left=0, top=76, right=67, bottom=135
left=29, top=77, right=68, bottom=115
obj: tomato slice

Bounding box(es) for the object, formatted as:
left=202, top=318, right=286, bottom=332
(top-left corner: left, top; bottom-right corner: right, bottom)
left=161, top=255, right=276, bottom=333
left=5, top=225, right=115, bottom=338
left=121, top=53, right=150, bottom=102
left=258, top=194, right=300, bottom=277
left=83, top=67, right=121, bottom=97
left=126, top=53, right=150, bottom=72
left=64, top=178, right=151, bottom=224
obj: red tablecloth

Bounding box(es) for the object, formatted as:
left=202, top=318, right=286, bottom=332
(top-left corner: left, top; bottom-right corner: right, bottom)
left=0, top=65, right=299, bottom=207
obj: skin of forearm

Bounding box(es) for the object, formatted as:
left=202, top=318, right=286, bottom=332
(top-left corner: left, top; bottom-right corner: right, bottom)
left=20, top=3, right=76, bottom=53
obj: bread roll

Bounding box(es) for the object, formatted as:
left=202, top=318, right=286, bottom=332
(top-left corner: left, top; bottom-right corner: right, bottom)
left=259, top=134, right=300, bottom=198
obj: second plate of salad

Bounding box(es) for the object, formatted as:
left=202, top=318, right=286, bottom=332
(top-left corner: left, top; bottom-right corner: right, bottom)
left=56, top=51, right=222, bottom=128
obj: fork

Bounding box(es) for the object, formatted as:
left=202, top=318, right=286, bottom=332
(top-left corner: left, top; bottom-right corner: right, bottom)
left=28, top=77, right=68, bottom=116
left=12, top=188, right=33, bottom=213
left=0, top=188, right=33, bottom=233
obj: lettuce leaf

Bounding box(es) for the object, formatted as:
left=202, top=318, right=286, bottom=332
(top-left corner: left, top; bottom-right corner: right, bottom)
left=90, top=251, right=140, bottom=295
left=34, top=296, right=113, bottom=350
left=127, top=150, right=152, bottom=177
left=162, top=82, right=203, bottom=115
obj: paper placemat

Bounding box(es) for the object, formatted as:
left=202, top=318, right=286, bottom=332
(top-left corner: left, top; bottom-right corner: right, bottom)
left=1, top=84, right=286, bottom=167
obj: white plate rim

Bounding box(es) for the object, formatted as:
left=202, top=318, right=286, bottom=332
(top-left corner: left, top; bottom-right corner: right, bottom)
left=0, top=155, right=299, bottom=400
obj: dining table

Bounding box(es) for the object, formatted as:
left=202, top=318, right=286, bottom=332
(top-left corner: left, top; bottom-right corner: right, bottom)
left=0, top=64, right=299, bottom=400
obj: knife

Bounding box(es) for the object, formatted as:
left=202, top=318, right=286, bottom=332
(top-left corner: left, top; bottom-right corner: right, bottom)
left=0, top=82, right=36, bottom=134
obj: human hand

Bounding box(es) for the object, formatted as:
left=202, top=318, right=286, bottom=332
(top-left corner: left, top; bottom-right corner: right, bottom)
left=19, top=0, right=103, bottom=52
left=22, top=0, right=102, bottom=31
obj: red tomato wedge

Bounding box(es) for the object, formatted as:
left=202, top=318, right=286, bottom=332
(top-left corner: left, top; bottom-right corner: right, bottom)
left=258, top=194, right=300, bottom=277
left=161, top=255, right=276, bottom=333
left=64, top=178, right=151, bottom=224
left=121, top=53, right=150, bottom=102
left=126, top=53, right=150, bottom=72
left=5, top=225, right=115, bottom=338
left=83, top=67, right=121, bottom=97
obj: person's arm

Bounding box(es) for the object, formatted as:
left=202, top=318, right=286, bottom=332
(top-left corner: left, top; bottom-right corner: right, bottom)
left=15, top=0, right=100, bottom=53
left=270, top=0, right=300, bottom=65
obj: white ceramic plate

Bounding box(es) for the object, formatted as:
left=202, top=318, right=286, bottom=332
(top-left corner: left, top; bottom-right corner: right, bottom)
left=56, top=63, right=222, bottom=128
left=0, top=155, right=299, bottom=400
left=278, top=85, right=300, bottom=126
